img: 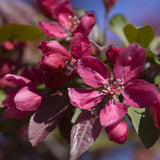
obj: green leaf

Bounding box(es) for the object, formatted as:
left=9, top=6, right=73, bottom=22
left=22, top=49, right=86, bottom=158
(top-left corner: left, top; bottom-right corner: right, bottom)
left=128, top=107, right=160, bottom=148
left=0, top=23, right=43, bottom=42
left=154, top=55, right=160, bottom=65
left=109, top=14, right=129, bottom=46
left=154, top=75, right=160, bottom=84
left=123, top=24, right=155, bottom=48
left=0, top=90, right=5, bottom=106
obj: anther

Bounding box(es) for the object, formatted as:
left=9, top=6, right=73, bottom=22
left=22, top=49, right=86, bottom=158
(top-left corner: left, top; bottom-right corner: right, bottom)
left=68, top=15, right=72, bottom=19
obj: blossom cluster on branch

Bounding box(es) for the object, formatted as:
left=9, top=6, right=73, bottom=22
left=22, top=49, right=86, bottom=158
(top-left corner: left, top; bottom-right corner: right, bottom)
left=0, top=0, right=160, bottom=159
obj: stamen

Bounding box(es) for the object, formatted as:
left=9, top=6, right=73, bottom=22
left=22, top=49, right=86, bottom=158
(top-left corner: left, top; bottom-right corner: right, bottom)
left=68, top=15, right=72, bottom=19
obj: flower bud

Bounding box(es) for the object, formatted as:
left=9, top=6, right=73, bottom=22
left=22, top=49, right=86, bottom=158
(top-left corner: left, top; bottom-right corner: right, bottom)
left=70, top=33, right=92, bottom=59
left=106, top=47, right=124, bottom=65
left=105, top=121, right=128, bottom=144
left=40, top=52, right=66, bottom=74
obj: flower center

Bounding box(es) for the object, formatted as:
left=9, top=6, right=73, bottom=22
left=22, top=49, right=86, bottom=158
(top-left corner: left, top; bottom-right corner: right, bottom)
left=103, top=77, right=124, bottom=96
left=67, top=15, right=80, bottom=32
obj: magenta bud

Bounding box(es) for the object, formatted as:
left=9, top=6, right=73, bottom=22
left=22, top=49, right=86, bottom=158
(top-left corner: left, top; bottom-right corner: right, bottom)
left=105, top=121, right=128, bottom=144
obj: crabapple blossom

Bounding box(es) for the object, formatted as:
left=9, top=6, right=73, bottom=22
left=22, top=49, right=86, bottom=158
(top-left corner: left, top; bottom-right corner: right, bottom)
left=1, top=74, right=44, bottom=119
left=68, top=43, right=158, bottom=128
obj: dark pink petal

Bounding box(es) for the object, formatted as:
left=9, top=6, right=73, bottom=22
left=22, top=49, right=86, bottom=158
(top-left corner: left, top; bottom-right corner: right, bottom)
left=37, top=0, right=58, bottom=19
left=74, top=13, right=96, bottom=36
left=40, top=52, right=66, bottom=74
left=124, top=79, right=158, bottom=108
left=14, top=86, right=43, bottom=111
left=113, top=43, right=145, bottom=84
left=2, top=108, right=32, bottom=119
left=55, top=0, right=74, bottom=30
left=39, top=20, right=68, bottom=38
left=68, top=88, right=105, bottom=109
left=105, top=121, right=128, bottom=144
left=3, top=74, right=31, bottom=87
left=99, top=101, right=127, bottom=127
left=77, top=56, right=110, bottom=88
left=39, top=40, right=71, bottom=61
left=150, top=92, right=160, bottom=129
left=70, top=33, right=92, bottom=59
left=44, top=73, right=68, bottom=89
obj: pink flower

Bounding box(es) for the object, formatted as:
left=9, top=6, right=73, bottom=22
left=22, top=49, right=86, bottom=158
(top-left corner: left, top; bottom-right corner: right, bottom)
left=1, top=74, right=44, bottom=119
left=150, top=92, right=160, bottom=129
left=37, top=0, right=58, bottom=19
left=106, top=47, right=124, bottom=65
left=39, top=0, right=96, bottom=38
left=70, top=33, right=92, bottom=59
left=68, top=43, right=158, bottom=128
left=105, top=121, right=128, bottom=144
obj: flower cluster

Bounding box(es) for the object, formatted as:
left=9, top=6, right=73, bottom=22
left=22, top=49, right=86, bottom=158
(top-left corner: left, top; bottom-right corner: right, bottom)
left=0, top=0, right=160, bottom=159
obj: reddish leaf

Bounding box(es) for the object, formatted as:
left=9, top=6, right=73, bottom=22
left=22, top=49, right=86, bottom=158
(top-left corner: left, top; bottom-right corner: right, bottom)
left=28, top=93, right=69, bottom=146
left=58, top=106, right=75, bottom=143
left=70, top=110, right=102, bottom=160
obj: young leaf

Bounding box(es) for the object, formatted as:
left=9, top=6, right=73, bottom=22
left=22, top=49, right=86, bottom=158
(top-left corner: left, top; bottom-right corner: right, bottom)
left=0, top=23, right=43, bottom=42
left=128, top=107, right=160, bottom=148
left=109, top=14, right=129, bottom=46
left=123, top=24, right=155, bottom=48
left=28, top=93, right=69, bottom=146
left=70, top=110, right=102, bottom=160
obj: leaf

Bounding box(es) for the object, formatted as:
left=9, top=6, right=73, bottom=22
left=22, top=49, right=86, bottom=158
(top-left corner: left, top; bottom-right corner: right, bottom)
left=109, top=14, right=129, bottom=46
left=123, top=24, right=155, bottom=48
left=58, top=106, right=75, bottom=143
left=0, top=90, right=6, bottom=106
left=0, top=23, right=43, bottom=42
left=28, top=93, right=69, bottom=146
left=128, top=107, right=160, bottom=148
left=70, top=110, right=102, bottom=160
left=154, top=55, right=160, bottom=65
left=154, top=75, right=160, bottom=84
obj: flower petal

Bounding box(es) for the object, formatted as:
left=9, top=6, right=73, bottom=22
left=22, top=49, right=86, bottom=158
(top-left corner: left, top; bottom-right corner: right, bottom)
left=2, top=108, right=32, bottom=119
left=113, top=43, right=145, bottom=83
left=68, top=88, right=105, bottom=109
left=3, top=74, right=31, bottom=87
left=70, top=33, right=92, bottom=59
left=39, top=20, right=68, bottom=38
left=14, top=86, right=43, bottom=111
left=100, top=101, right=127, bottom=127
left=55, top=0, right=74, bottom=30
left=74, top=13, right=96, bottom=36
left=124, top=79, right=158, bottom=108
left=77, top=56, right=110, bottom=88
left=2, top=89, right=32, bottom=119
left=150, top=92, right=160, bottom=129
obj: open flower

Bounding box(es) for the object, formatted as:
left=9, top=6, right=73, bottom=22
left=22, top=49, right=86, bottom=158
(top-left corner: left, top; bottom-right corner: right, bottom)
left=68, top=43, right=158, bottom=129
left=1, top=74, right=44, bottom=119
left=39, top=0, right=96, bottom=38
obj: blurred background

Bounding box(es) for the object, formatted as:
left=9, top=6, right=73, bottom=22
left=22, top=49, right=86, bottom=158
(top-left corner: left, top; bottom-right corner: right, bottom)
left=0, top=0, right=160, bottom=160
